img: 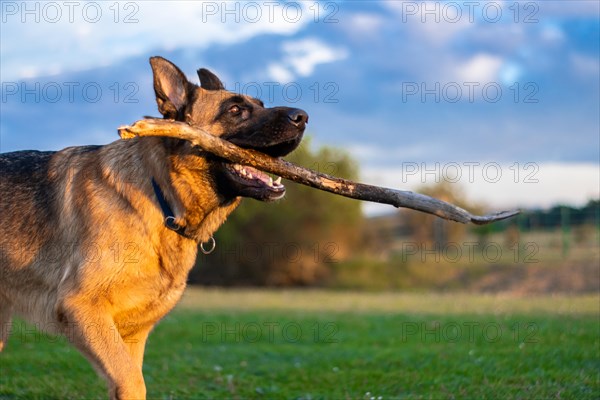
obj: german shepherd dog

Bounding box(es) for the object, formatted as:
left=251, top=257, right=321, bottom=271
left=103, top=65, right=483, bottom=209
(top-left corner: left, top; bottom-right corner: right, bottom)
left=0, top=56, right=307, bottom=399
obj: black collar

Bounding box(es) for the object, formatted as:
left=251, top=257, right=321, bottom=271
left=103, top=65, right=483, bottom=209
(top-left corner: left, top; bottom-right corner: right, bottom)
left=151, top=177, right=187, bottom=236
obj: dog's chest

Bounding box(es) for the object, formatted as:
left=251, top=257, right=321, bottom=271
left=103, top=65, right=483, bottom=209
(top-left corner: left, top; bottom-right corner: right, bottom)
left=113, top=281, right=187, bottom=331
left=106, top=238, right=198, bottom=328
left=110, top=275, right=187, bottom=333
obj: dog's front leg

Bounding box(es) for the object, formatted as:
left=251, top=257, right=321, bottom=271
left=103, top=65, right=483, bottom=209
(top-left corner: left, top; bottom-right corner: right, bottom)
left=123, top=327, right=152, bottom=372
left=58, top=298, right=146, bottom=400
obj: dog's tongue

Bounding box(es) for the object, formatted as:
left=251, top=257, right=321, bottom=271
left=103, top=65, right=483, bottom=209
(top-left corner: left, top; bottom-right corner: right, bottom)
left=245, top=166, right=270, bottom=184
left=232, top=164, right=283, bottom=188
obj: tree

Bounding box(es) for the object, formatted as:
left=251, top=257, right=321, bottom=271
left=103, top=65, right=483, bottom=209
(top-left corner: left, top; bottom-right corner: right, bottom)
left=191, top=139, right=363, bottom=286
left=401, top=180, right=479, bottom=247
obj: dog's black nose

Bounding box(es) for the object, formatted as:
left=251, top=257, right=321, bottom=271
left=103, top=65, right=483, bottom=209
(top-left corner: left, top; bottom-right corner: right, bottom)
left=287, top=109, right=309, bottom=128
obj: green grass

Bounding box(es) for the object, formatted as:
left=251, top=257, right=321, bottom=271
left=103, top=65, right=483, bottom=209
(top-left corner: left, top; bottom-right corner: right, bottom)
left=1, top=289, right=599, bottom=399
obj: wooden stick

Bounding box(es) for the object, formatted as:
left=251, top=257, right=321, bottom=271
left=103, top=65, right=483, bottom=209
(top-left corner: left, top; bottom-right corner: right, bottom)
left=118, top=119, right=519, bottom=225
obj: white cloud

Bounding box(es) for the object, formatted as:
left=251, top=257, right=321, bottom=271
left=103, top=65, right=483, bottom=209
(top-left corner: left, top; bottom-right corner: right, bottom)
left=267, top=63, right=295, bottom=83
left=344, top=12, right=385, bottom=37
left=267, top=38, right=348, bottom=83
left=283, top=38, right=348, bottom=77
left=455, top=53, right=504, bottom=83
left=0, top=1, right=312, bottom=81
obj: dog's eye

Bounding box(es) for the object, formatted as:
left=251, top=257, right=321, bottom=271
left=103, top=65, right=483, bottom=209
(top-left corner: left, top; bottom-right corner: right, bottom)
left=229, top=105, right=241, bottom=114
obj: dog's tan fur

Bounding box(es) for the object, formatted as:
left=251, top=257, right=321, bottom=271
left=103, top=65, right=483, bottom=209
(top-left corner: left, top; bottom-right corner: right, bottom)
left=0, top=57, right=306, bottom=399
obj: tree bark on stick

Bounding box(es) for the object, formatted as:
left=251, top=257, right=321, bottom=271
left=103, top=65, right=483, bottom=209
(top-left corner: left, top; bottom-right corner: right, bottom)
left=118, top=119, right=519, bottom=225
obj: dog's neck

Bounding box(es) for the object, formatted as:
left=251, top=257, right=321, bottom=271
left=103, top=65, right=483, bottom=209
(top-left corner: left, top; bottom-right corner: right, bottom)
left=149, top=138, right=241, bottom=243
left=166, top=156, right=241, bottom=243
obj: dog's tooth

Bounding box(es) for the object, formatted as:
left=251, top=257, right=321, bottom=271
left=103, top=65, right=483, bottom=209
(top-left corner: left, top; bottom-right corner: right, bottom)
left=269, top=177, right=273, bottom=186
left=274, top=177, right=282, bottom=185
left=248, top=173, right=253, bottom=179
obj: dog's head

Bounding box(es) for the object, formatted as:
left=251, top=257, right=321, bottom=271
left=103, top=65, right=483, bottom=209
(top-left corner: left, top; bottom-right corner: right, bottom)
left=149, top=56, right=307, bottom=202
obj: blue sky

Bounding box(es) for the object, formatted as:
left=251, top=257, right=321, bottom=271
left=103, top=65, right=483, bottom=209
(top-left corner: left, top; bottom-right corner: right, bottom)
left=1, top=1, right=598, bottom=215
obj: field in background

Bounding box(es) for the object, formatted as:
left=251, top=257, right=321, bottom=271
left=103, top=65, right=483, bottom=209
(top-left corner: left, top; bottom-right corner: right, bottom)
left=332, top=228, right=600, bottom=293
left=1, top=289, right=598, bottom=399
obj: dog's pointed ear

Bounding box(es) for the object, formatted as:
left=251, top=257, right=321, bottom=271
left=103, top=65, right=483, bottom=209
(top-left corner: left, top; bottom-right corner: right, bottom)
left=197, top=68, right=225, bottom=91
left=150, top=56, right=191, bottom=119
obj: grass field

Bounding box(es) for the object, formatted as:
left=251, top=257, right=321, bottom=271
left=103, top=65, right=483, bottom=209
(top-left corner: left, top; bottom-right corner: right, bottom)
left=1, top=289, right=598, bottom=399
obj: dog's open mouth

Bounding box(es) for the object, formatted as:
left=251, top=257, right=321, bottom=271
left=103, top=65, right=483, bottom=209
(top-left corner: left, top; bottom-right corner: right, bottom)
left=222, top=162, right=286, bottom=201
left=218, top=132, right=303, bottom=202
